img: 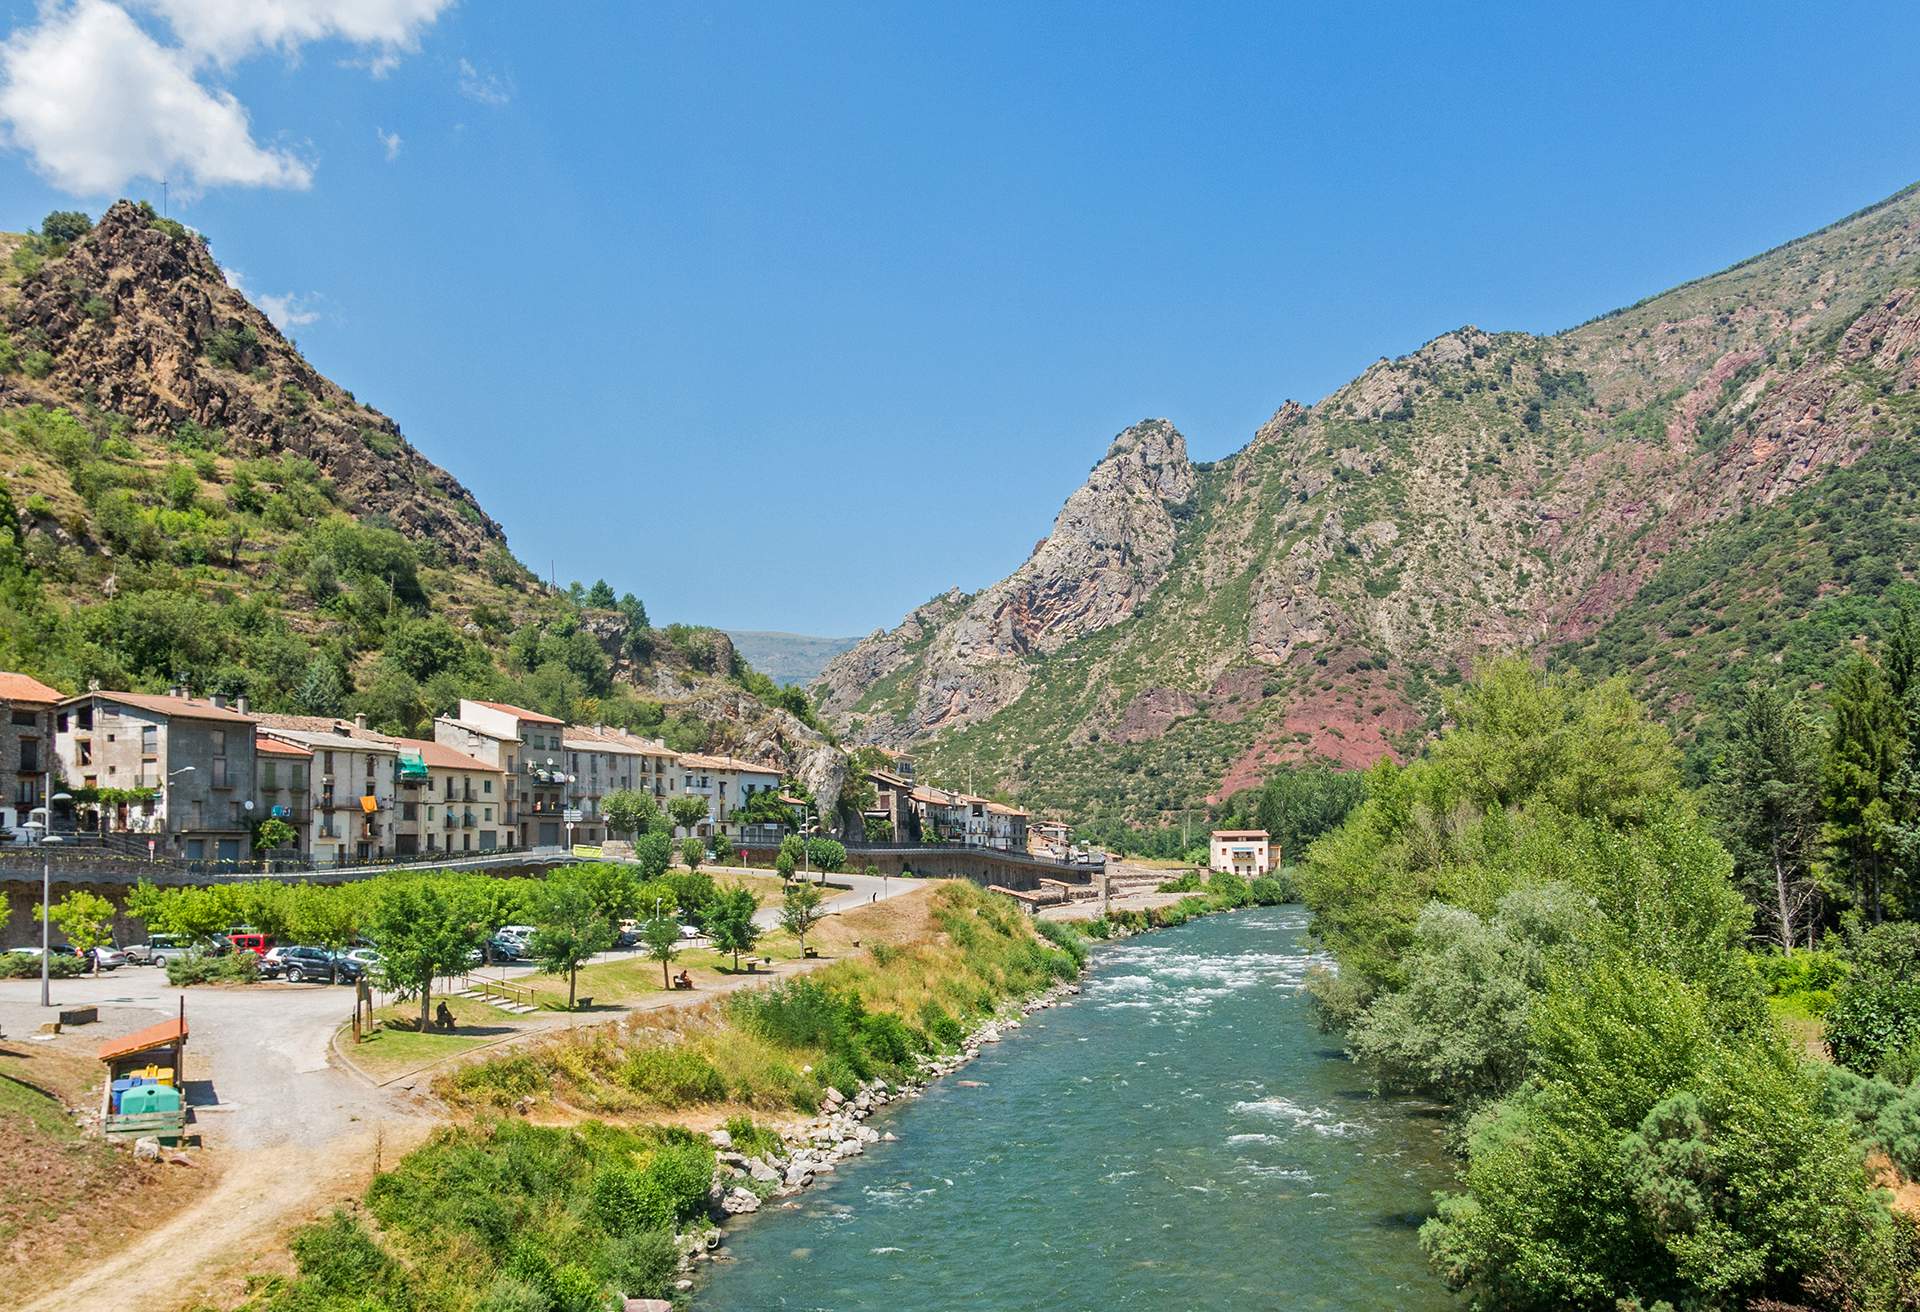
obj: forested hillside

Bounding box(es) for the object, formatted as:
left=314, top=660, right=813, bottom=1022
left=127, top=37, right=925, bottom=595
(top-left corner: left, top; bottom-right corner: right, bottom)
left=0, top=202, right=818, bottom=761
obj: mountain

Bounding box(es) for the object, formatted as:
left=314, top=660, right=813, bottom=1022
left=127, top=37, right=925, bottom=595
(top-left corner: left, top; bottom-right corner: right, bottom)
left=723, top=631, right=861, bottom=687
left=0, top=200, right=823, bottom=767
left=814, top=183, right=1920, bottom=822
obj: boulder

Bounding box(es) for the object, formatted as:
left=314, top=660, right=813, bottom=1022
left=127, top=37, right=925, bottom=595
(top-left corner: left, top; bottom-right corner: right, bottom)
left=784, top=1162, right=816, bottom=1189
left=748, top=1158, right=781, bottom=1183
left=708, top=1128, right=733, bottom=1150
left=133, top=1136, right=163, bottom=1162
left=721, top=1187, right=762, bottom=1215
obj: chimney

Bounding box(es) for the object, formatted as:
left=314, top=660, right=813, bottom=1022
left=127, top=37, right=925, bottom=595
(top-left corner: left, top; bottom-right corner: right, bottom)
left=209, top=692, right=227, bottom=709
left=354, top=713, right=368, bottom=731
left=168, top=683, right=186, bottom=699
left=235, top=695, right=250, bottom=715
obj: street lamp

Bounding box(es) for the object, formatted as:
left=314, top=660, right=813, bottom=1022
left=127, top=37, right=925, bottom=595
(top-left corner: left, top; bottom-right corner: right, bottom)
left=39, top=790, right=71, bottom=1008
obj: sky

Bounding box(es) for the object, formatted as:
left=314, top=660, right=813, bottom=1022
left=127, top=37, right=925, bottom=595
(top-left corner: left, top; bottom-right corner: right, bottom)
left=0, top=2, right=1916, bottom=637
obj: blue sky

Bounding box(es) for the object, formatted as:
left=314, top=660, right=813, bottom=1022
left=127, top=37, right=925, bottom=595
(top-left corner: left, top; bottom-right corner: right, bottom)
left=1, top=2, right=1917, bottom=636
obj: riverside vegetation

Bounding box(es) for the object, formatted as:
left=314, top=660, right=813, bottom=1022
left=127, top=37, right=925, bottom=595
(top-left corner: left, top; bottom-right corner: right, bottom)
left=1299, top=659, right=1920, bottom=1311
left=215, top=881, right=1086, bottom=1312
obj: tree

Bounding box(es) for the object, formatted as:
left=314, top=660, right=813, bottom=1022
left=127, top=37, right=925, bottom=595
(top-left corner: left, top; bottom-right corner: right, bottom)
left=639, top=914, right=680, bottom=989
left=708, top=886, right=761, bottom=971
left=665, top=872, right=717, bottom=928
left=529, top=877, right=614, bottom=1010
left=293, top=656, right=347, bottom=716
left=711, top=834, right=735, bottom=865
left=366, top=877, right=488, bottom=1032
left=585, top=579, right=616, bottom=608
left=602, top=788, right=659, bottom=838
left=40, top=891, right=115, bottom=971
left=775, top=846, right=796, bottom=881
left=806, top=837, right=846, bottom=877
left=668, top=795, right=708, bottom=836
left=680, top=836, right=704, bottom=872
left=253, top=816, right=298, bottom=853
left=39, top=210, right=92, bottom=244
left=555, top=862, right=638, bottom=926
left=633, top=831, right=672, bottom=879
left=1825, top=654, right=1906, bottom=922
left=779, top=881, right=826, bottom=955
left=284, top=883, right=361, bottom=951
left=1709, top=684, right=1826, bottom=951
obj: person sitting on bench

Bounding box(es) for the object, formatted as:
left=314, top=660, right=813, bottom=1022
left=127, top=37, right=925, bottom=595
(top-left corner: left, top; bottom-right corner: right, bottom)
left=673, top=970, right=694, bottom=990
left=435, top=1000, right=456, bottom=1032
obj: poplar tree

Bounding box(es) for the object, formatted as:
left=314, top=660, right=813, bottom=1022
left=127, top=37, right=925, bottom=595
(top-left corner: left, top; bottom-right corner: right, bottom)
left=1710, top=684, right=1825, bottom=950
left=1825, top=654, right=1906, bottom=923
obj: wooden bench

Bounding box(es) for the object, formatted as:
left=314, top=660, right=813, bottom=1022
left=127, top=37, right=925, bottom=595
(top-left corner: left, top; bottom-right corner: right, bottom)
left=104, top=1109, right=188, bottom=1143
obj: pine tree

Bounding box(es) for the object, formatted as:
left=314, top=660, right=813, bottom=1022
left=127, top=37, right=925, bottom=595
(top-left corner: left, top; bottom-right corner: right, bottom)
left=1711, top=684, right=1825, bottom=950
left=294, top=656, right=347, bottom=717
left=1825, top=654, right=1906, bottom=922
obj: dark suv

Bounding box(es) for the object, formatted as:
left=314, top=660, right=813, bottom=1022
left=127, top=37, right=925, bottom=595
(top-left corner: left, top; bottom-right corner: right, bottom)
left=262, top=945, right=341, bottom=983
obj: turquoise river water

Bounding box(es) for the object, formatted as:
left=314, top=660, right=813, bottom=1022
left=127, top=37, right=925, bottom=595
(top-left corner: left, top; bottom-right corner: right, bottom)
left=694, top=905, right=1458, bottom=1311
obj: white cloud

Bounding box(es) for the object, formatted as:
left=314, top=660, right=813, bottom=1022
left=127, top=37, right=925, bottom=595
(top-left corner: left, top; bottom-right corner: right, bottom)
left=0, top=0, right=313, bottom=194
left=0, top=0, right=455, bottom=197
left=223, top=266, right=321, bottom=329
left=137, top=0, right=454, bottom=67
left=376, top=126, right=402, bottom=161
left=457, top=57, right=511, bottom=106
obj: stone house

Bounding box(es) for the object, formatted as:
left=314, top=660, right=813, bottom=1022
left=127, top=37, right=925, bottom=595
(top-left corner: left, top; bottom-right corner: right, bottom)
left=0, top=672, right=63, bottom=837
left=1209, top=829, right=1271, bottom=878
left=55, top=690, right=259, bottom=862
left=385, top=736, right=507, bottom=855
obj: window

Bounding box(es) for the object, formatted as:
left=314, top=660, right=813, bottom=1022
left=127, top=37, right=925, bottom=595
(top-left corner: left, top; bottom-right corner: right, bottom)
left=210, top=729, right=226, bottom=755
left=77, top=706, right=92, bottom=730
left=211, top=757, right=230, bottom=788
left=140, top=725, right=157, bottom=756
left=18, top=738, right=38, bottom=773
left=262, top=762, right=278, bottom=791
left=484, top=779, right=493, bottom=794
left=484, top=806, right=493, bottom=821
left=324, top=750, right=335, bottom=773
left=11, top=707, right=35, bottom=727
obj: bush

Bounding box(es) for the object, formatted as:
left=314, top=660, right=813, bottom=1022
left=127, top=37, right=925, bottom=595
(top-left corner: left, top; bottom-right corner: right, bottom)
left=591, top=1164, right=674, bottom=1234
left=0, top=951, right=84, bottom=979
left=1156, top=870, right=1203, bottom=894
left=858, top=1012, right=916, bottom=1066
left=289, top=1209, right=399, bottom=1295
left=1752, top=948, right=1848, bottom=1017
left=1207, top=870, right=1252, bottom=906
left=723, top=1114, right=785, bottom=1158
left=918, top=1001, right=965, bottom=1049
left=606, top=1229, right=678, bottom=1299
left=619, top=1044, right=725, bottom=1107
left=732, top=977, right=858, bottom=1050
left=1826, top=925, right=1920, bottom=1075
left=440, top=1053, right=547, bottom=1108
left=1248, top=874, right=1294, bottom=905
left=165, top=950, right=259, bottom=986
left=1035, top=919, right=1088, bottom=969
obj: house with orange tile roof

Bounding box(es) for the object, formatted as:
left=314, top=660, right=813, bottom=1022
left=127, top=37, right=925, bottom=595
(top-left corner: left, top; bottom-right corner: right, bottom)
left=384, top=736, right=507, bottom=855
left=256, top=718, right=399, bottom=866
left=1209, top=829, right=1270, bottom=877
left=0, top=671, right=62, bottom=836
left=55, top=689, right=259, bottom=861
left=434, top=699, right=569, bottom=848
left=675, top=752, right=782, bottom=842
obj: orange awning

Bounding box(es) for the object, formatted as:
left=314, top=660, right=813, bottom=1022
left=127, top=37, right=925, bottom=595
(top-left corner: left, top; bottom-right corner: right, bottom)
left=97, top=1015, right=188, bottom=1063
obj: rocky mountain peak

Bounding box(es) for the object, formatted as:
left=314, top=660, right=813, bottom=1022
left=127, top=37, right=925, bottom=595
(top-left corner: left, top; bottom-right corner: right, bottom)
left=2, top=199, right=505, bottom=564
left=1097, top=417, right=1195, bottom=502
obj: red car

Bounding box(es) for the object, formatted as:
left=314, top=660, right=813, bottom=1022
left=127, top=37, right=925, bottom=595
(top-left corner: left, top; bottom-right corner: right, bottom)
left=226, top=931, right=276, bottom=957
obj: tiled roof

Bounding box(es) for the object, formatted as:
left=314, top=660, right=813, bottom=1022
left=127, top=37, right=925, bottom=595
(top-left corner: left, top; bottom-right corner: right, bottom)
left=251, top=713, right=358, bottom=733
left=677, top=752, right=781, bottom=774
left=385, top=736, right=503, bottom=773
left=563, top=725, right=675, bottom=756
left=262, top=727, right=398, bottom=753
left=0, top=672, right=63, bottom=704
left=468, top=699, right=563, bottom=725
left=254, top=736, right=313, bottom=757
left=98, top=1014, right=187, bottom=1062
left=73, top=691, right=256, bottom=724
left=1211, top=829, right=1268, bottom=839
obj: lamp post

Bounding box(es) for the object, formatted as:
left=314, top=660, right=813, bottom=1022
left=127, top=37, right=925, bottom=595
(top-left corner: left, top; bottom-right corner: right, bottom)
left=39, top=789, right=71, bottom=1008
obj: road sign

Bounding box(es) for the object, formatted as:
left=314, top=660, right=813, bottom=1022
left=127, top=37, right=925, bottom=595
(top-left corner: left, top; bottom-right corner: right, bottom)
left=563, top=808, right=584, bottom=823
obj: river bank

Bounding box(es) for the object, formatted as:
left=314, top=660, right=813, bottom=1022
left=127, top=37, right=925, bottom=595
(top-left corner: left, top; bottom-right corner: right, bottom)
left=690, top=904, right=1457, bottom=1311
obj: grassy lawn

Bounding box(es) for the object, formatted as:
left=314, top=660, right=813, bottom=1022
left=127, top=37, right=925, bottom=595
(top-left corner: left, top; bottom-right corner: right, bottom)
left=349, top=995, right=520, bottom=1079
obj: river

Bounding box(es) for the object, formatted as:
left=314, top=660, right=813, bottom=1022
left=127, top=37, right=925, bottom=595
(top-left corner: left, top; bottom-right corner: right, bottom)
left=694, top=905, right=1458, bottom=1311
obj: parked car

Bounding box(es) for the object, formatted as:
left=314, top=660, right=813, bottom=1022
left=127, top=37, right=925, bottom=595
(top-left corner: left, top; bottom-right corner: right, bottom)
left=261, top=945, right=339, bottom=983
left=344, top=947, right=382, bottom=969
left=227, top=930, right=276, bottom=957
left=126, top=933, right=233, bottom=966
left=83, top=945, right=127, bottom=970
left=678, top=923, right=705, bottom=941
left=485, top=933, right=525, bottom=963
left=330, top=953, right=366, bottom=984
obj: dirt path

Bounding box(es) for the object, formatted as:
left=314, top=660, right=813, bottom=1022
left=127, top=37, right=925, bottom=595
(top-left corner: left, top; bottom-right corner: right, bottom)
left=16, top=1122, right=434, bottom=1312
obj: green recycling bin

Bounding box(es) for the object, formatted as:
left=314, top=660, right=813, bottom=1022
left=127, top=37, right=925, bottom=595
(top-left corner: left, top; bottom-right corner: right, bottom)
left=119, top=1083, right=183, bottom=1116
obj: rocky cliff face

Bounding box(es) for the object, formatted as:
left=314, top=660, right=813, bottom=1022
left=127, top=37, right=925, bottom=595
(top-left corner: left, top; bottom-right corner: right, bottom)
left=0, top=200, right=503, bottom=562
left=816, top=182, right=1920, bottom=822
left=813, top=419, right=1195, bottom=742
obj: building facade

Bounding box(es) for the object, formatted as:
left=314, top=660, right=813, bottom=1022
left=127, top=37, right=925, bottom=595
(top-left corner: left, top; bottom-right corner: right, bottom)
left=386, top=737, right=507, bottom=855
left=561, top=725, right=682, bottom=844
left=435, top=700, right=568, bottom=848
left=675, top=753, right=782, bottom=841
left=253, top=736, right=313, bottom=856
left=1209, top=829, right=1271, bottom=878
left=256, top=717, right=399, bottom=865
left=0, top=672, right=62, bottom=836
left=55, top=691, right=259, bottom=862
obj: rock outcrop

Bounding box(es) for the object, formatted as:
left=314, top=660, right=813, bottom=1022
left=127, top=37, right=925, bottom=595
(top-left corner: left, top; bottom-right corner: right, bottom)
left=1, top=200, right=504, bottom=563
